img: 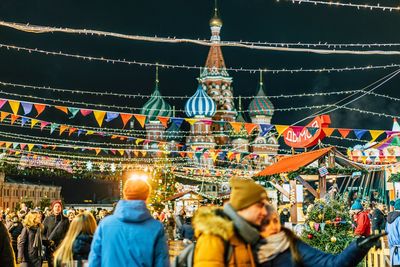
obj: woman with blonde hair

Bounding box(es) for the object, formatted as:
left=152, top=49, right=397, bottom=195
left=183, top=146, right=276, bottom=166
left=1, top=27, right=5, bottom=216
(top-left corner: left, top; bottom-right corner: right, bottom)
left=53, top=211, right=97, bottom=266
left=17, top=211, right=43, bottom=267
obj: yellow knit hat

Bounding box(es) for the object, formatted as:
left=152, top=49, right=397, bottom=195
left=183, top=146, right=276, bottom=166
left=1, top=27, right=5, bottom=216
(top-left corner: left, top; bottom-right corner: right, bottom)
left=229, top=177, right=268, bottom=210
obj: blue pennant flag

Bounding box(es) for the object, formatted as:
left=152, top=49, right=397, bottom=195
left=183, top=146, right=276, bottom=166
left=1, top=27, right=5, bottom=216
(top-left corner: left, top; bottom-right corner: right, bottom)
left=77, top=130, right=86, bottom=137
left=50, top=123, right=59, bottom=134
left=68, top=107, right=80, bottom=119
left=259, top=124, right=273, bottom=137
left=21, top=102, right=33, bottom=115
left=21, top=117, right=29, bottom=126
left=105, top=112, right=119, bottom=122
left=171, top=117, right=184, bottom=128
left=354, top=129, right=367, bottom=140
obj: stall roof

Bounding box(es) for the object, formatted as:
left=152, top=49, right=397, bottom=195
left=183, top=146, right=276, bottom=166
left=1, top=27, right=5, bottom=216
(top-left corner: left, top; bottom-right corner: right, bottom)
left=255, top=147, right=334, bottom=177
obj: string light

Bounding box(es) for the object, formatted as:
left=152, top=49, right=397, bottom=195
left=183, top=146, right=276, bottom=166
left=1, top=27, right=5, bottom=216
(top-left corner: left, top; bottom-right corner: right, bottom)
left=1, top=21, right=400, bottom=55
left=282, top=0, right=400, bottom=12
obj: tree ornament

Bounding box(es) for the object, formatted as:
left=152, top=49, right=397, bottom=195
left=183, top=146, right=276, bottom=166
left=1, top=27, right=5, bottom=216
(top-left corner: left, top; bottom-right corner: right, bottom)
left=331, top=236, right=337, bottom=243
left=307, top=234, right=313, bottom=239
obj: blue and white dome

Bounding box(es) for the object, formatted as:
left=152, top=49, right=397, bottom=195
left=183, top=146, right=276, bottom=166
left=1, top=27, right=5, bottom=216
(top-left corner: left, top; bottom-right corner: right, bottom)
left=185, top=84, right=216, bottom=118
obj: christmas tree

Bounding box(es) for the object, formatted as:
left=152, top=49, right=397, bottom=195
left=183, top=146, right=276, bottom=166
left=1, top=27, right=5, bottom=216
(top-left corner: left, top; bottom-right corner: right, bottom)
left=301, top=197, right=354, bottom=254
left=148, top=167, right=176, bottom=212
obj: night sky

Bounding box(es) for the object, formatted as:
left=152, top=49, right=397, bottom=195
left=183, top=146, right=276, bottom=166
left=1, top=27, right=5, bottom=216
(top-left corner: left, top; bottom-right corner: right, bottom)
left=0, top=0, right=399, bottom=201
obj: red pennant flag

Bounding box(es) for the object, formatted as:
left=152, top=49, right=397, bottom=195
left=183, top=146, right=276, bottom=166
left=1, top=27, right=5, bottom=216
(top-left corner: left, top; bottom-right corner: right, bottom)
left=338, top=128, right=351, bottom=138
left=10, top=114, right=19, bottom=125
left=80, top=109, right=93, bottom=116
left=244, top=123, right=257, bottom=134
left=69, top=128, right=77, bottom=136
left=120, top=113, right=133, bottom=128
left=157, top=116, right=169, bottom=128
left=134, top=114, right=146, bottom=128
left=40, top=121, right=50, bottom=130
left=34, top=104, right=46, bottom=117
left=20, top=143, right=26, bottom=150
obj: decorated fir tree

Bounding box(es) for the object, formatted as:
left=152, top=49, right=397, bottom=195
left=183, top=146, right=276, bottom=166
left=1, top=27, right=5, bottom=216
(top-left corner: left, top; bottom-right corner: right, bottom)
left=148, top=167, right=176, bottom=212
left=301, top=198, right=354, bottom=254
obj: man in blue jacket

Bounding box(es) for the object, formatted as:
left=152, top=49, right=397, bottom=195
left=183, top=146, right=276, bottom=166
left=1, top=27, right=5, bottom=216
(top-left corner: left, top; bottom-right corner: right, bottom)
left=88, top=176, right=169, bottom=267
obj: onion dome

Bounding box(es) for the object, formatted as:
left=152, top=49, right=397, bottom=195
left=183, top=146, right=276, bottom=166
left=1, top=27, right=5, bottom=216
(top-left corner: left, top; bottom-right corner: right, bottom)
left=185, top=84, right=217, bottom=118
left=248, top=73, right=274, bottom=117
left=140, top=83, right=172, bottom=122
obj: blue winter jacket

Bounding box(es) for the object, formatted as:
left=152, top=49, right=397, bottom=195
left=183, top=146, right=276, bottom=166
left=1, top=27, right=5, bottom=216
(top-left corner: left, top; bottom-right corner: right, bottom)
left=386, top=211, right=400, bottom=266
left=88, top=200, right=169, bottom=267
left=259, top=239, right=369, bottom=267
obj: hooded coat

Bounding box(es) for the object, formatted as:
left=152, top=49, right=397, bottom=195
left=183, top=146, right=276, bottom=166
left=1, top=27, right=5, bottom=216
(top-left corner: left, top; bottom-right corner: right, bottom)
left=193, top=204, right=260, bottom=267
left=353, top=211, right=371, bottom=237
left=88, top=200, right=169, bottom=267
left=386, top=211, right=400, bottom=266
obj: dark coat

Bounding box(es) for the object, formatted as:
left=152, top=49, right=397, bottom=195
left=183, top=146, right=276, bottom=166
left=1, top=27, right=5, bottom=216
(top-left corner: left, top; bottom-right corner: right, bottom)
left=259, top=239, right=369, bottom=267
left=72, top=233, right=93, bottom=261
left=181, top=223, right=194, bottom=241
left=42, top=214, right=70, bottom=247
left=17, top=226, right=42, bottom=267
left=371, top=208, right=386, bottom=232
left=0, top=222, right=16, bottom=267
left=8, top=222, right=23, bottom=255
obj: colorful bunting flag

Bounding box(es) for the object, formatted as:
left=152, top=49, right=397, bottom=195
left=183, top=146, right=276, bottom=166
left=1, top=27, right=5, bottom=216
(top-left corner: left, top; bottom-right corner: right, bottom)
left=338, top=128, right=351, bottom=138
left=134, top=114, right=146, bottom=128
left=21, top=102, right=33, bottom=115
left=27, top=144, right=35, bottom=151
left=229, top=122, right=243, bottom=133
left=291, top=126, right=304, bottom=136
left=95, top=148, right=101, bottom=155
left=68, top=107, right=80, bottom=118
left=50, top=123, right=59, bottom=134
left=0, top=112, right=9, bottom=122
left=369, top=130, right=384, bottom=142
left=80, top=109, right=93, bottom=117
left=259, top=124, right=274, bottom=136
left=135, top=138, right=144, bottom=145
left=120, top=113, right=133, bottom=128
left=157, top=116, right=169, bottom=128
left=275, top=125, right=289, bottom=137
left=171, top=117, right=184, bottom=128
left=20, top=144, right=26, bottom=150
left=354, top=129, right=368, bottom=140
left=59, top=125, right=68, bottom=135
left=8, top=100, right=20, bottom=115
left=55, top=106, right=68, bottom=114
left=0, top=99, right=6, bottom=109
left=105, top=112, right=119, bottom=122
left=244, top=123, right=257, bottom=134
left=322, top=127, right=335, bottom=137
left=31, top=119, right=39, bottom=129
left=40, top=121, right=49, bottom=130
left=200, top=119, right=213, bottom=126
left=21, top=117, right=28, bottom=126
left=118, top=150, right=125, bottom=156
left=69, top=128, right=77, bottom=136
left=10, top=115, right=19, bottom=125
left=185, top=118, right=198, bottom=125
left=93, top=111, right=106, bottom=127
left=34, top=104, right=46, bottom=117
left=306, top=127, right=319, bottom=136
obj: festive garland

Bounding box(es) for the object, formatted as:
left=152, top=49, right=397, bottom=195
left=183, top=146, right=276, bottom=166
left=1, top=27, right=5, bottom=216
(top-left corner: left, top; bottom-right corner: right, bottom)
left=388, top=173, right=400, bottom=182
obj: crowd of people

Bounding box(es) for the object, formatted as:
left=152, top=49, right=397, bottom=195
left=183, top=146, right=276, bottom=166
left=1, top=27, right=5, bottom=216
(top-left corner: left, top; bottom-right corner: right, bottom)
left=0, top=177, right=399, bottom=267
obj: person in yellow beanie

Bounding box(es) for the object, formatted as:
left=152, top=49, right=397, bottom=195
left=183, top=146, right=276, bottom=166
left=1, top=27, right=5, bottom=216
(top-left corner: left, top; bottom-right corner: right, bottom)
left=89, top=176, right=169, bottom=267
left=192, top=177, right=268, bottom=267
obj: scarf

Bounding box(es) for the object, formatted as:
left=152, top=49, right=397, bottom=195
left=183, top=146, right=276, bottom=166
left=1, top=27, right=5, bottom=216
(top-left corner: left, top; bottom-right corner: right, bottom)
left=223, top=203, right=261, bottom=246
left=257, top=231, right=290, bottom=263
left=32, top=227, right=43, bottom=258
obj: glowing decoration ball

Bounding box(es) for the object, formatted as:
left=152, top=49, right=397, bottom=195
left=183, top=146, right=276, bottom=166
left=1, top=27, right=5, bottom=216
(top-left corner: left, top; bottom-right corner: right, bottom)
left=331, top=236, right=337, bottom=243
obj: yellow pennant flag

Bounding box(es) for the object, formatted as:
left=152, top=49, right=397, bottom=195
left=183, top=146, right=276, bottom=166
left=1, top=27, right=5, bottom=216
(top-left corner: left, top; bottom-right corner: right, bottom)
left=8, top=100, right=20, bottom=115
left=141, top=150, right=147, bottom=157
left=27, top=144, right=35, bottom=151
left=118, top=149, right=125, bottom=156
left=14, top=151, right=21, bottom=156
left=95, top=148, right=101, bottom=155
left=93, top=111, right=106, bottom=127
left=31, top=119, right=39, bottom=129
left=0, top=112, right=9, bottom=122
left=135, top=138, right=143, bottom=145
left=5, top=142, right=12, bottom=149
left=230, top=122, right=243, bottom=133
left=227, top=151, right=234, bottom=160
left=86, top=130, right=95, bottom=135
left=134, top=150, right=139, bottom=157
left=369, top=130, right=384, bottom=142
left=275, top=125, right=289, bottom=137
left=235, top=153, right=241, bottom=163
left=134, top=114, right=147, bottom=128
left=185, top=118, right=198, bottom=125
left=59, top=125, right=69, bottom=135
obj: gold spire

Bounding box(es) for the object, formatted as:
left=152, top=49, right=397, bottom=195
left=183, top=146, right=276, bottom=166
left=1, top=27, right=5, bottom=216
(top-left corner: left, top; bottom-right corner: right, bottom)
left=238, top=95, right=242, bottom=111
left=259, top=70, right=263, bottom=86
left=209, top=0, right=223, bottom=27
left=155, top=63, right=159, bottom=86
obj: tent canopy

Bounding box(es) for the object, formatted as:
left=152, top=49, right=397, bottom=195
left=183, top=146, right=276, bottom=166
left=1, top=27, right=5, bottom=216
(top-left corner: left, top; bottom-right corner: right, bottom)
left=255, top=147, right=334, bottom=177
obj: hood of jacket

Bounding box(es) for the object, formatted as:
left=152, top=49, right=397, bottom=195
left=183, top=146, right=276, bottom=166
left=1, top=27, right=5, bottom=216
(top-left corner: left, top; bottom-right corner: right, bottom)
left=193, top=206, right=234, bottom=241
left=387, top=211, right=400, bottom=224
left=72, top=233, right=93, bottom=255
left=114, top=200, right=152, bottom=223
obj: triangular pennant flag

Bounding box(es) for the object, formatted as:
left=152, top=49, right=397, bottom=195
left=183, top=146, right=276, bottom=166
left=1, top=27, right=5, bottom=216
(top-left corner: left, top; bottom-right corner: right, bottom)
left=370, top=130, right=384, bottom=142
left=69, top=128, right=77, bottom=136
left=291, top=126, right=304, bottom=136
left=68, top=107, right=80, bottom=118
left=8, top=100, right=20, bottom=115
left=0, top=99, right=6, bottom=109
left=27, top=144, right=35, bottom=151
left=21, top=102, right=33, bottom=115
left=235, top=153, right=241, bottom=163
left=322, top=127, right=335, bottom=137
left=95, top=148, right=101, bottom=155
left=118, top=149, right=125, bottom=156
left=259, top=124, right=273, bottom=136
left=230, top=122, right=243, bottom=133
left=50, top=123, right=59, bottom=134
left=20, top=143, right=26, bottom=150
left=105, top=112, right=119, bottom=122
left=59, top=125, right=68, bottom=135
left=200, top=119, right=213, bottom=126
left=157, top=116, right=169, bottom=128
left=86, top=130, right=95, bottom=135
left=338, top=128, right=351, bottom=138
left=244, top=123, right=257, bottom=134
left=12, top=143, right=19, bottom=149
left=80, top=109, right=93, bottom=117
left=34, top=104, right=46, bottom=117
left=185, top=118, right=198, bottom=126
left=0, top=112, right=9, bottom=122
left=10, top=114, right=19, bottom=125
left=135, top=138, right=144, bottom=145
left=171, top=117, right=184, bottom=128
left=275, top=125, right=289, bottom=137
left=120, top=113, right=133, bottom=128
left=141, top=151, right=147, bottom=157
left=55, top=106, right=68, bottom=114
left=306, top=127, right=319, bottom=136
left=31, top=119, right=39, bottom=129
left=21, top=117, right=28, bottom=126
left=134, top=114, right=146, bottom=128
left=354, top=129, right=368, bottom=140
left=40, top=121, right=49, bottom=130
left=5, top=142, right=12, bottom=149
left=77, top=130, right=85, bottom=137
left=93, top=111, right=106, bottom=127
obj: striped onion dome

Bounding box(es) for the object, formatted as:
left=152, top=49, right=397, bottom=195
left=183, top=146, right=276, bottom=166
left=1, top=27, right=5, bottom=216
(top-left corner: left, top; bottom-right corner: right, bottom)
left=140, top=84, right=172, bottom=121
left=185, top=84, right=217, bottom=118
left=248, top=82, right=274, bottom=117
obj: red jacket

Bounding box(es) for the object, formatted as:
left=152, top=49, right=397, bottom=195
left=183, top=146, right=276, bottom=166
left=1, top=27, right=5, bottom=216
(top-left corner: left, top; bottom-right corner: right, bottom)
left=354, top=211, right=371, bottom=237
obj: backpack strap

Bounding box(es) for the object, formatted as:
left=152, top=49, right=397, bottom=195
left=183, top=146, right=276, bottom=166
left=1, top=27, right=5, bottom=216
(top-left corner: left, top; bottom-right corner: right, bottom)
left=223, top=239, right=233, bottom=265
